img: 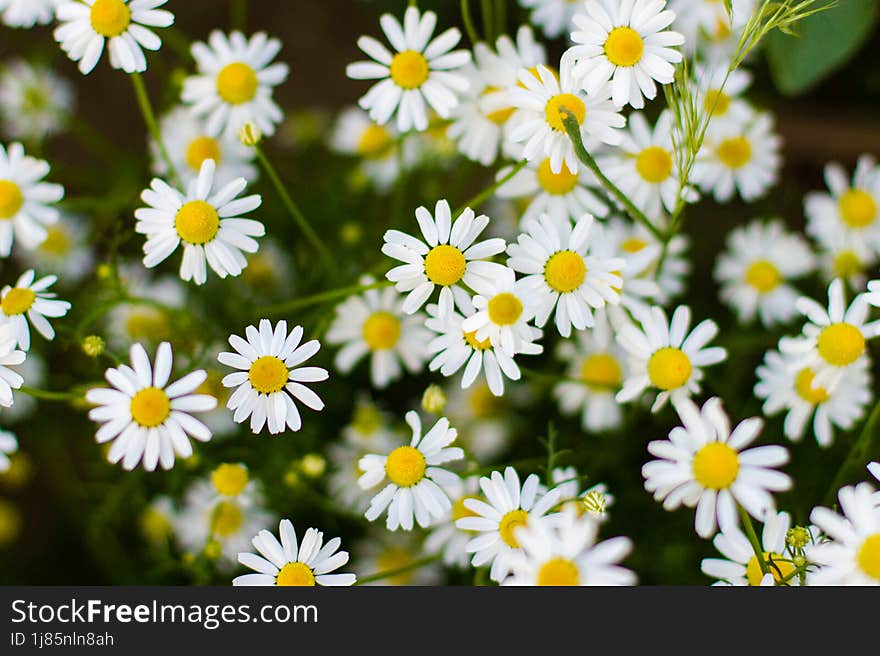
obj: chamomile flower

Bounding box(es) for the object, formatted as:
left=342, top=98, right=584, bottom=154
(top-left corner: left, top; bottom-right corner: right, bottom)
left=16, top=214, right=93, bottom=283
left=0, top=430, right=17, bottom=472
left=105, top=266, right=184, bottom=350
left=809, top=482, right=880, bottom=585
left=355, top=530, right=443, bottom=585
left=0, top=142, right=64, bottom=258
left=0, top=351, right=43, bottom=423
left=233, top=519, right=356, bottom=587
left=714, top=219, right=815, bottom=327
left=443, top=381, right=514, bottom=461
left=550, top=466, right=614, bottom=520
left=346, top=6, right=470, bottom=132
left=54, top=0, right=174, bottom=75
left=701, top=510, right=798, bottom=586
left=219, top=320, right=328, bottom=435
left=424, top=477, right=481, bottom=568
left=85, top=342, right=217, bottom=471
left=671, top=0, right=755, bottom=57
left=0, top=0, right=59, bottom=28
left=0, top=270, right=70, bottom=351
left=0, top=324, right=25, bottom=407
left=456, top=466, right=562, bottom=582
left=616, top=304, right=726, bottom=411
left=358, top=411, right=463, bottom=531
left=816, top=230, right=877, bottom=289
left=568, top=0, right=685, bottom=109
left=0, top=60, right=74, bottom=142
left=508, top=58, right=625, bottom=174
left=382, top=199, right=506, bottom=315
left=694, top=61, right=754, bottom=132
left=507, top=213, right=624, bottom=336
left=755, top=348, right=871, bottom=448
left=518, top=0, right=587, bottom=39
left=643, top=396, right=791, bottom=538
left=326, top=276, right=430, bottom=388
left=693, top=111, right=781, bottom=203
left=135, top=158, right=264, bottom=285
left=182, top=30, right=289, bottom=139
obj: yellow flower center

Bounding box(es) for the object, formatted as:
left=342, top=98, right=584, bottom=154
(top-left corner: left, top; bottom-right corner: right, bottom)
left=537, top=159, right=579, bottom=195
left=536, top=557, right=580, bottom=586
left=498, top=509, right=529, bottom=548
left=424, top=244, right=466, bottom=286
left=140, top=507, right=172, bottom=544
left=482, top=86, right=515, bottom=124
left=39, top=226, right=71, bottom=256
left=744, top=259, right=782, bottom=293
left=377, top=547, right=415, bottom=585
left=620, top=237, right=648, bottom=253
left=716, top=136, right=751, bottom=169
left=857, top=533, right=880, bottom=581
left=248, top=355, right=289, bottom=394
left=544, top=250, right=586, bottom=293
left=125, top=308, right=169, bottom=342
left=817, top=323, right=865, bottom=367
left=469, top=383, right=502, bottom=418
left=647, top=347, right=692, bottom=390
left=604, top=27, right=644, bottom=67
left=211, top=463, right=249, bottom=497
left=385, top=445, right=426, bottom=487
left=838, top=188, right=877, bottom=228
left=185, top=136, right=222, bottom=172
left=175, top=200, right=220, bottom=245
left=636, top=146, right=673, bottom=183
left=216, top=62, right=259, bottom=105
left=362, top=311, right=401, bottom=351
left=90, top=0, right=131, bottom=38
left=580, top=353, right=623, bottom=391
left=356, top=124, right=394, bottom=159
left=129, top=387, right=171, bottom=428
left=692, top=442, right=739, bottom=489
left=487, top=292, right=523, bottom=326
left=545, top=93, right=586, bottom=132
left=746, top=552, right=795, bottom=586
left=452, top=495, right=480, bottom=522
left=1, top=288, right=35, bottom=316
left=352, top=404, right=383, bottom=435
left=704, top=89, right=731, bottom=116
left=794, top=368, right=829, bottom=405
left=275, top=561, right=316, bottom=586
left=833, top=250, right=862, bottom=278
left=210, top=501, right=243, bottom=537
left=0, top=180, right=24, bottom=219
left=389, top=50, right=429, bottom=89
left=464, top=330, right=492, bottom=351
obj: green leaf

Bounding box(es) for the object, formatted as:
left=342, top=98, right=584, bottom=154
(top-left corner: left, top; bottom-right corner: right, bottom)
left=766, top=0, right=878, bottom=96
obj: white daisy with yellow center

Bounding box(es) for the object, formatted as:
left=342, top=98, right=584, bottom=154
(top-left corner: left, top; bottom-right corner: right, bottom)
left=218, top=319, right=328, bottom=435
left=456, top=466, right=562, bottom=582
left=810, top=482, right=880, bottom=585
left=105, top=268, right=183, bottom=350
left=234, top=519, right=357, bottom=587
left=346, top=6, right=471, bottom=133
left=0, top=142, right=64, bottom=258
left=53, top=0, right=174, bottom=75
left=0, top=324, right=25, bottom=408
left=714, top=219, right=815, bottom=327
left=817, top=229, right=877, bottom=289
left=549, top=466, right=614, bottom=521
left=508, top=213, right=623, bottom=337
left=0, top=270, right=70, bottom=351
left=671, top=0, right=756, bottom=58
left=424, top=476, right=481, bottom=569
left=383, top=198, right=507, bottom=315
left=643, top=396, right=792, bottom=539
left=694, top=61, right=754, bottom=133
left=0, top=60, right=74, bottom=142
left=326, top=276, right=430, bottom=389
left=443, top=381, right=512, bottom=462
left=504, top=507, right=635, bottom=586
left=135, top=158, right=265, bottom=285
left=85, top=342, right=217, bottom=471
left=519, top=0, right=587, bottom=39
left=616, top=304, right=726, bottom=411
left=18, top=215, right=93, bottom=283
left=0, top=430, right=17, bottom=473
left=358, top=410, right=463, bottom=531
left=507, top=58, right=625, bottom=175
left=0, top=0, right=59, bottom=28
left=182, top=30, right=289, bottom=139
left=568, top=0, right=685, bottom=109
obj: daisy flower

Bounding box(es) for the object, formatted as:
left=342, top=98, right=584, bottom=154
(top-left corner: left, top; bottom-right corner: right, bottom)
left=443, top=381, right=514, bottom=461
left=504, top=507, right=635, bottom=586
left=809, top=482, right=880, bottom=585
left=456, top=466, right=562, bottom=582
left=355, top=530, right=443, bottom=585
left=755, top=348, right=871, bottom=448
left=424, top=477, right=481, bottom=569
left=0, top=352, right=43, bottom=424
left=671, top=0, right=755, bottom=57
left=358, top=410, right=463, bottom=531
left=816, top=229, right=877, bottom=289
left=328, top=413, right=398, bottom=514
left=139, top=496, right=175, bottom=546
left=85, top=342, right=217, bottom=471
left=182, top=30, right=289, bottom=139
left=233, top=519, right=356, bottom=587
left=219, top=320, right=328, bottom=435
left=693, top=111, right=781, bottom=203
left=550, top=466, right=614, bottom=520
left=135, top=158, right=264, bottom=285
left=642, top=396, right=792, bottom=538
left=779, top=279, right=880, bottom=390
left=714, top=219, right=815, bottom=327
left=0, top=430, right=17, bottom=472
left=701, top=510, right=799, bottom=586
left=0, top=142, right=65, bottom=258
left=568, top=0, right=685, bottom=109
left=616, top=304, right=726, bottom=412
left=0, top=0, right=59, bottom=28
left=507, top=213, right=624, bottom=336
left=694, top=61, right=754, bottom=132
left=507, top=58, right=625, bottom=174
left=53, top=0, right=174, bottom=75
left=0, top=60, right=74, bottom=142
left=0, top=324, right=25, bottom=407
left=382, top=199, right=506, bottom=315
left=518, top=0, right=587, bottom=39
left=17, top=214, right=93, bottom=284
left=105, top=266, right=183, bottom=350
left=0, top=270, right=71, bottom=351
left=346, top=6, right=470, bottom=132
left=325, top=276, right=430, bottom=388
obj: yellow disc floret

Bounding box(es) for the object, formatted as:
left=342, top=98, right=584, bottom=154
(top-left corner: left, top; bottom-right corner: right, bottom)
left=90, top=0, right=131, bottom=38
left=464, top=330, right=492, bottom=351
left=817, top=323, right=865, bottom=367
left=580, top=353, right=623, bottom=391
left=1, top=288, right=35, bottom=316
left=838, top=188, right=877, bottom=228
left=744, top=260, right=782, bottom=293
left=716, top=136, right=751, bottom=169
left=545, top=93, right=586, bottom=132
left=498, top=509, right=529, bottom=548
left=692, top=442, right=739, bottom=489
left=452, top=495, right=480, bottom=522
left=857, top=533, right=880, bottom=581
left=186, top=136, right=222, bottom=171
left=536, top=557, right=581, bottom=586
left=424, top=244, right=466, bottom=286
left=356, top=124, right=394, bottom=159
left=746, top=552, right=795, bottom=586
left=0, top=180, right=23, bottom=219
left=248, top=355, right=289, bottom=394
left=276, top=561, right=316, bottom=586
left=488, top=292, right=523, bottom=326
left=537, top=159, right=579, bottom=195
left=544, top=250, right=586, bottom=293
left=620, top=237, right=648, bottom=253
left=636, top=146, right=673, bottom=184
left=212, top=463, right=249, bottom=497
left=216, top=62, right=259, bottom=105
left=129, top=387, right=171, bottom=428
left=210, top=501, right=243, bottom=537
left=704, top=89, right=731, bottom=116
left=833, top=250, right=862, bottom=278
left=362, top=311, right=401, bottom=350
left=39, top=226, right=71, bottom=256
left=385, top=445, right=426, bottom=487
left=794, top=368, right=829, bottom=405
left=389, top=50, right=430, bottom=89
left=175, top=200, right=220, bottom=245
left=604, top=27, right=645, bottom=67
left=647, top=347, right=692, bottom=390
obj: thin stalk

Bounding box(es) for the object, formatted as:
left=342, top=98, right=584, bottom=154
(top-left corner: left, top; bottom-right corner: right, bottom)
left=18, top=385, right=82, bottom=402
left=259, top=280, right=393, bottom=316
left=738, top=504, right=770, bottom=578
left=355, top=554, right=440, bottom=585
left=460, top=0, right=480, bottom=46
left=455, top=159, right=527, bottom=215
left=494, top=0, right=506, bottom=38
left=824, top=398, right=880, bottom=505
left=480, top=0, right=494, bottom=42
left=131, top=73, right=179, bottom=186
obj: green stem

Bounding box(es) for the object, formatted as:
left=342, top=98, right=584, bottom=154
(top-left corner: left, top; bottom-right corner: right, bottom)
left=824, top=399, right=880, bottom=505
left=355, top=554, right=439, bottom=585
left=455, top=159, right=527, bottom=215
left=480, top=0, right=494, bottom=42
left=18, top=385, right=82, bottom=402
left=460, top=0, right=481, bottom=46
left=494, top=0, right=506, bottom=38
left=259, top=280, right=393, bottom=317
left=131, top=73, right=179, bottom=186
left=738, top=504, right=770, bottom=578
left=229, top=0, right=247, bottom=31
